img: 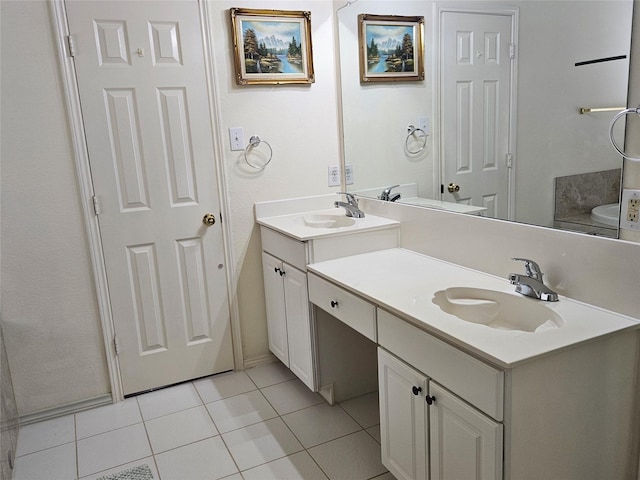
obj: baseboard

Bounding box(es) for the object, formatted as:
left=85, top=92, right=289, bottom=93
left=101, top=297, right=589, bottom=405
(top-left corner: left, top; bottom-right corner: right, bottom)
left=19, top=394, right=113, bottom=426
left=242, top=353, right=278, bottom=370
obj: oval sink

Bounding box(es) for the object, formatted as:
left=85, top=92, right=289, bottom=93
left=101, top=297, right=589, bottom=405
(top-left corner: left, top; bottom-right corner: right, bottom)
left=303, top=214, right=356, bottom=228
left=590, top=203, right=619, bottom=227
left=432, top=287, right=564, bottom=332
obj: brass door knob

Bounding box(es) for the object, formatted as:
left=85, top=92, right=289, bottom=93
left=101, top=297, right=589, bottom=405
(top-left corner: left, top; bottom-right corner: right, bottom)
left=202, top=213, right=216, bottom=226
left=447, top=183, right=461, bottom=193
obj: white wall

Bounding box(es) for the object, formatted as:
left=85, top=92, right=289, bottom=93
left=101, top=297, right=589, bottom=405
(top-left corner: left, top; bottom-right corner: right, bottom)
left=205, top=0, right=341, bottom=364
left=1, top=1, right=110, bottom=415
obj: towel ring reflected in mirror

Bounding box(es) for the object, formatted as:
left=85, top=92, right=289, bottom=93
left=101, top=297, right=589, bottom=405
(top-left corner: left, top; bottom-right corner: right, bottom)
left=405, top=125, right=428, bottom=154
left=244, top=135, right=273, bottom=170
left=609, top=105, right=640, bottom=162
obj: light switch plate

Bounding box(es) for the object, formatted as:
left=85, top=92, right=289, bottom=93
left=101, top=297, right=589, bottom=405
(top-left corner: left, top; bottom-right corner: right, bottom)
left=229, top=127, right=244, bottom=151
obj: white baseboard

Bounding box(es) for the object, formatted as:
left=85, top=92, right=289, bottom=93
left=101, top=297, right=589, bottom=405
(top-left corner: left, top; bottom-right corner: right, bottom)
left=19, top=394, right=113, bottom=426
left=241, top=353, right=278, bottom=370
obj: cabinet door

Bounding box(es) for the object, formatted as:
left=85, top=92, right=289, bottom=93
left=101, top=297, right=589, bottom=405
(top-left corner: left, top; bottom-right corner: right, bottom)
left=429, top=382, right=503, bottom=480
left=283, top=263, right=315, bottom=390
left=262, top=252, right=288, bottom=366
left=378, top=348, right=428, bottom=480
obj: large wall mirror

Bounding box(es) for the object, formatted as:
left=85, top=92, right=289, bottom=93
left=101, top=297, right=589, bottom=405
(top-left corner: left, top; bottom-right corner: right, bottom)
left=336, top=0, right=633, bottom=238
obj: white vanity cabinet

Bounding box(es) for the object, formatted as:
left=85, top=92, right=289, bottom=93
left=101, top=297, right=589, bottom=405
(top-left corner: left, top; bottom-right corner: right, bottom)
left=378, top=321, right=502, bottom=480
left=259, top=221, right=399, bottom=392
left=262, top=251, right=314, bottom=389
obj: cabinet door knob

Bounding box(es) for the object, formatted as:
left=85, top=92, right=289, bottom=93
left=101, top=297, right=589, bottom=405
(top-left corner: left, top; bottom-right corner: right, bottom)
left=330, top=300, right=339, bottom=308
left=412, top=386, right=422, bottom=396
left=274, top=267, right=281, bottom=274
left=425, top=395, right=436, bottom=405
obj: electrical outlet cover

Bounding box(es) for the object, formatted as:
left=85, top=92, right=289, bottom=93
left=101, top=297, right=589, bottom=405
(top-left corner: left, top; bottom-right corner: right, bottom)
left=620, top=188, right=640, bottom=230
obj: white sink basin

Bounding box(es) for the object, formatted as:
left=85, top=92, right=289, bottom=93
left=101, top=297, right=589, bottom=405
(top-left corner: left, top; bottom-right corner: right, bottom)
left=303, top=213, right=356, bottom=228
left=590, top=203, right=619, bottom=227
left=432, top=287, right=564, bottom=332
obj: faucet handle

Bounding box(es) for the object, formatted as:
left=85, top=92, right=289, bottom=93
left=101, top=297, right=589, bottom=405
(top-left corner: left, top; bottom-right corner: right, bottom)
left=511, top=257, right=543, bottom=281
left=337, top=192, right=358, bottom=205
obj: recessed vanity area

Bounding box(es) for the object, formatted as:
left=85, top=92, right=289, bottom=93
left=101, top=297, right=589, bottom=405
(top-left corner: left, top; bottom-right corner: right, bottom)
left=256, top=194, right=640, bottom=480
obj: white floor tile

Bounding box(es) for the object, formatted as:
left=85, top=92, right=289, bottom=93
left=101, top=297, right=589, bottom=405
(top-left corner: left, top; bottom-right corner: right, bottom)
left=78, top=457, right=158, bottom=480
left=223, top=417, right=303, bottom=471
left=77, top=423, right=152, bottom=477
left=366, top=424, right=381, bottom=444
left=219, top=474, right=243, bottom=480
left=245, top=361, right=296, bottom=388
left=193, top=370, right=256, bottom=403
left=145, top=405, right=218, bottom=454
left=282, top=403, right=362, bottom=448
left=339, top=391, right=380, bottom=428
left=261, top=379, right=324, bottom=415
left=15, top=414, right=75, bottom=456
left=206, top=389, right=277, bottom=433
left=76, top=397, right=142, bottom=439
left=13, top=442, right=76, bottom=480
left=308, top=430, right=387, bottom=480
left=242, top=451, right=329, bottom=480
left=155, top=436, right=237, bottom=480
left=136, top=383, right=202, bottom=420
left=371, top=473, right=396, bottom=480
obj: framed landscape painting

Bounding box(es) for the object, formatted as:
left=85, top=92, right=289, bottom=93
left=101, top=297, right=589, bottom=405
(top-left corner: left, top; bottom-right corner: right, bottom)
left=230, top=8, right=315, bottom=85
left=358, top=14, right=424, bottom=83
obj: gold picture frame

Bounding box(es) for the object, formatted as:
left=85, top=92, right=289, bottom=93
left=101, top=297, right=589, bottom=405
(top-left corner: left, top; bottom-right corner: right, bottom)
left=358, top=14, right=424, bottom=83
left=230, top=8, right=315, bottom=85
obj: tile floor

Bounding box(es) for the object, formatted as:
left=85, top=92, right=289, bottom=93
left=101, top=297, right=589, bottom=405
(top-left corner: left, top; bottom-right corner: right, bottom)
left=12, top=362, right=393, bottom=480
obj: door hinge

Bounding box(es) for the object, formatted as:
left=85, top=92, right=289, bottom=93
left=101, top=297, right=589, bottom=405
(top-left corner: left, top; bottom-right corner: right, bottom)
left=66, top=35, right=76, bottom=57
left=440, top=184, right=445, bottom=194
left=506, top=153, right=513, bottom=168
left=509, top=43, right=516, bottom=60
left=113, top=336, right=121, bottom=355
left=92, top=195, right=100, bottom=216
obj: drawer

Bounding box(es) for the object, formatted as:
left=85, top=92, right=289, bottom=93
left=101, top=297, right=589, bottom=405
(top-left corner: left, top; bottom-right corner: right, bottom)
left=260, top=226, right=307, bottom=271
left=308, top=273, right=377, bottom=342
left=378, top=309, right=504, bottom=421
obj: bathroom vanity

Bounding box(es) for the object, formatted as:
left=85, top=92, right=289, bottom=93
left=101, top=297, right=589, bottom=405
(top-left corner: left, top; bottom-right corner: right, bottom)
left=255, top=198, right=640, bottom=480
left=256, top=206, right=399, bottom=390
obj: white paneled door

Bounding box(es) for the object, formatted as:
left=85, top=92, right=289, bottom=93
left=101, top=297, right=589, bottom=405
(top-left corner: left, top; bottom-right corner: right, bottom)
left=65, top=0, right=234, bottom=395
left=441, top=11, right=515, bottom=219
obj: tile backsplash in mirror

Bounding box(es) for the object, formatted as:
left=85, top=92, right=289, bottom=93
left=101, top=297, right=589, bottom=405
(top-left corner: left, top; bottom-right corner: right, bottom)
left=553, top=168, right=621, bottom=237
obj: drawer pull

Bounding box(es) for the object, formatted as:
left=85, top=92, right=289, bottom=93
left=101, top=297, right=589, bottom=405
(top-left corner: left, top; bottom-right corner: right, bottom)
left=412, top=386, right=422, bottom=396
left=330, top=300, right=339, bottom=308
left=425, top=395, right=436, bottom=405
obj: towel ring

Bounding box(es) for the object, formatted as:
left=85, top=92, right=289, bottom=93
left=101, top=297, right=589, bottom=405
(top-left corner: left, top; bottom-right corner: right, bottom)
left=405, top=125, right=428, bottom=154
left=609, top=105, right=640, bottom=162
left=244, top=135, right=273, bottom=170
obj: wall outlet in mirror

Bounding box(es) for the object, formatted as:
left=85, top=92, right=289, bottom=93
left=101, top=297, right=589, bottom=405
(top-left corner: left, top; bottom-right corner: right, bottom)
left=345, top=164, right=354, bottom=185
left=620, top=189, right=640, bottom=230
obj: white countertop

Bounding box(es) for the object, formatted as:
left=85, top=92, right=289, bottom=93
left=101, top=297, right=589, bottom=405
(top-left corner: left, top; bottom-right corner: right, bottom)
left=256, top=208, right=399, bottom=242
left=307, top=248, right=640, bottom=368
left=398, top=197, right=487, bottom=215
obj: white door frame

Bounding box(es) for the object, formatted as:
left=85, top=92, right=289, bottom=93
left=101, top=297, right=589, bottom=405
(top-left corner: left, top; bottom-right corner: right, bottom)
left=49, top=0, right=243, bottom=402
left=433, top=3, right=519, bottom=220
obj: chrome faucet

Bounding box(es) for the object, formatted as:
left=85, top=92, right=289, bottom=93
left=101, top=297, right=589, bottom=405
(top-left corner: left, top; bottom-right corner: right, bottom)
left=379, top=185, right=401, bottom=202
left=508, top=258, right=558, bottom=302
left=334, top=192, right=365, bottom=218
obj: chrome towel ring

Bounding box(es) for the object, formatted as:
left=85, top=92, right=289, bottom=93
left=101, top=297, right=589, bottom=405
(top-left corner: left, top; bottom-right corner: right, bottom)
left=609, top=105, right=640, bottom=161
left=244, top=135, right=273, bottom=170
left=405, top=125, right=428, bottom=154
